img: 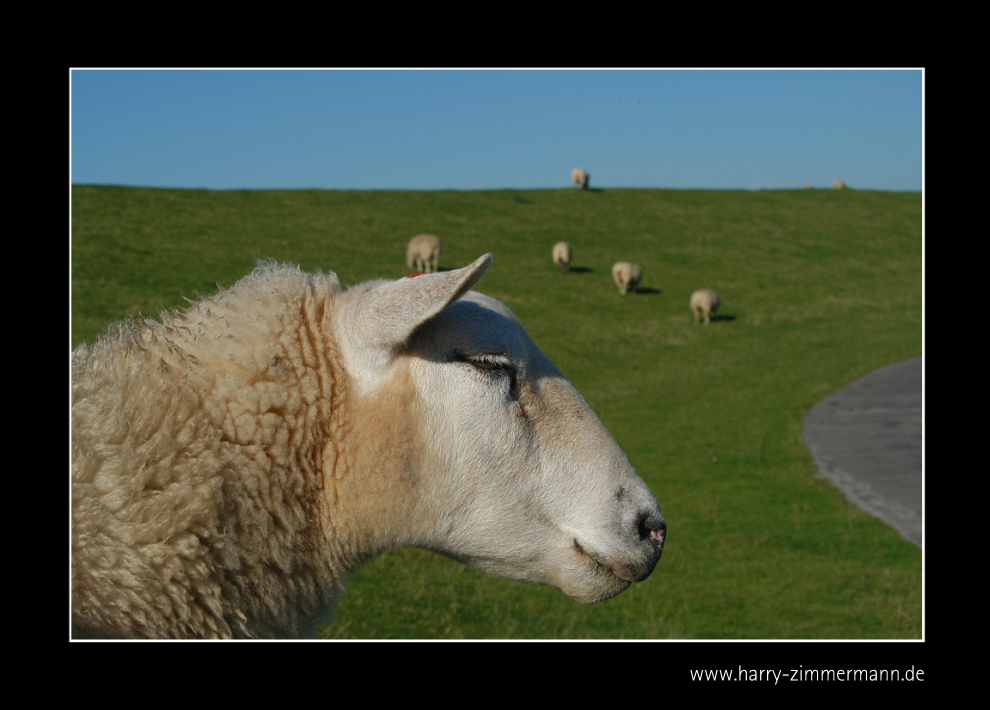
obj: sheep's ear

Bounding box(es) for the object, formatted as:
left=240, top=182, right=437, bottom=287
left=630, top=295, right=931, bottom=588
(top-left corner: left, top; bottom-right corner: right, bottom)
left=341, top=253, right=493, bottom=354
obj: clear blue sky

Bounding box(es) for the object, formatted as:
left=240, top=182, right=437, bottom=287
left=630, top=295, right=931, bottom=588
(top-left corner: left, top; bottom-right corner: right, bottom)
left=70, top=69, right=923, bottom=192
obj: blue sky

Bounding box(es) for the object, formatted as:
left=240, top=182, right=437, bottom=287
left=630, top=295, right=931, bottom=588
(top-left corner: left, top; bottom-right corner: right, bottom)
left=70, top=69, right=923, bottom=192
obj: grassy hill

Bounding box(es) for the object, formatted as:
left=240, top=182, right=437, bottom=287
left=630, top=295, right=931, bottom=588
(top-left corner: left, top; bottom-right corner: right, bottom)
left=70, top=185, right=923, bottom=638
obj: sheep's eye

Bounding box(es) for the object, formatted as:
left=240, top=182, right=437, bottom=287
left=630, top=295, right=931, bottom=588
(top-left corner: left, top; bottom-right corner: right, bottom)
left=455, top=351, right=519, bottom=399
left=454, top=350, right=510, bottom=371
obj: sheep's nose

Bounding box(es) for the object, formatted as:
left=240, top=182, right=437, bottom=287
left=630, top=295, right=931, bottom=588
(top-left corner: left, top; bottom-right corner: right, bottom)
left=638, top=512, right=666, bottom=550
left=605, top=512, right=665, bottom=583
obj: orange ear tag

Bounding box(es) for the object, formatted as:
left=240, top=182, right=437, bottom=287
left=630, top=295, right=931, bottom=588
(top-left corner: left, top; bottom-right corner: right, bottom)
left=408, top=273, right=427, bottom=278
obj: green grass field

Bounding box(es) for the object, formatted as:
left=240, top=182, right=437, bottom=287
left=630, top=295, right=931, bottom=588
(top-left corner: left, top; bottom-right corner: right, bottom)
left=71, top=185, right=923, bottom=638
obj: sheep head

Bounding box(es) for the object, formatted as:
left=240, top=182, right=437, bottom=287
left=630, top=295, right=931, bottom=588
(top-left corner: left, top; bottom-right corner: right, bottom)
left=333, top=254, right=665, bottom=604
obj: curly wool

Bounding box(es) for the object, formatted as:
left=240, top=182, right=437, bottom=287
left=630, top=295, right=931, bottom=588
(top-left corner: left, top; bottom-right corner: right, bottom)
left=71, top=262, right=349, bottom=638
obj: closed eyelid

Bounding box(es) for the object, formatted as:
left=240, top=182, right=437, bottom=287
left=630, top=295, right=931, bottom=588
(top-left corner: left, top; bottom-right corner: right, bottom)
left=452, top=350, right=521, bottom=401
left=454, top=350, right=513, bottom=369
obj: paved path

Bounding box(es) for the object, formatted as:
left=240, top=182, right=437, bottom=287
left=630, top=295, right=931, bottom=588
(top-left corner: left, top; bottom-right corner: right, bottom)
left=803, top=356, right=923, bottom=547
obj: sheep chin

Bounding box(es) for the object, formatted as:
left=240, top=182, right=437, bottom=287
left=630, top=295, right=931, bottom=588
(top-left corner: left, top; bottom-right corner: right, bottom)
left=563, top=569, right=632, bottom=605
left=563, top=540, right=635, bottom=603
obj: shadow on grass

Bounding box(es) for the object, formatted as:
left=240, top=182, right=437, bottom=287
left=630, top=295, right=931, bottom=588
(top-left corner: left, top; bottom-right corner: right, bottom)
left=567, top=266, right=593, bottom=274
left=709, top=314, right=737, bottom=322
left=634, top=287, right=661, bottom=295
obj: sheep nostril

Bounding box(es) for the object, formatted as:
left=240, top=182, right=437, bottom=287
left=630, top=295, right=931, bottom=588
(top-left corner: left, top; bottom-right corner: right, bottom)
left=638, top=516, right=666, bottom=546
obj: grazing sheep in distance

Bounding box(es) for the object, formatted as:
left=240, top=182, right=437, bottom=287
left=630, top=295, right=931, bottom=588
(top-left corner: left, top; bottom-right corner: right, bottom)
left=612, top=262, right=642, bottom=295
left=71, top=255, right=666, bottom=638
left=833, top=180, right=846, bottom=190
left=552, top=241, right=573, bottom=272
left=690, top=289, right=721, bottom=324
left=406, top=233, right=441, bottom=273
left=572, top=168, right=589, bottom=190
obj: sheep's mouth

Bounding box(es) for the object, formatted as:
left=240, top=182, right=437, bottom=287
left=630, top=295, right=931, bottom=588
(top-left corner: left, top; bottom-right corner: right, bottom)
left=573, top=540, right=636, bottom=584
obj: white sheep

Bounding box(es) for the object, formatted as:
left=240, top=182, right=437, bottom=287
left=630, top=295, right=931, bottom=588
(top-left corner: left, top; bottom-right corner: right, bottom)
left=406, top=233, right=441, bottom=273
left=833, top=179, right=846, bottom=190
left=690, top=289, right=721, bottom=324
left=71, top=255, right=666, bottom=638
left=572, top=168, right=589, bottom=190
left=612, top=262, right=642, bottom=295
left=552, top=241, right=572, bottom=272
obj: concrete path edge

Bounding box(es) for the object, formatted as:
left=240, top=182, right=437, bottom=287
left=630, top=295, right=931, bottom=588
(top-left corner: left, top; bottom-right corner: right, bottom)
left=803, top=356, right=923, bottom=548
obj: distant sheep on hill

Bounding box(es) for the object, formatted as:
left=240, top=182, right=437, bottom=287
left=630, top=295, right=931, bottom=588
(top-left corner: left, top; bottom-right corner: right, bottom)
left=553, top=242, right=572, bottom=272
left=833, top=180, right=846, bottom=190
left=612, top=262, right=642, bottom=295
left=406, top=234, right=441, bottom=273
left=572, top=168, right=589, bottom=190
left=690, top=289, right=721, bottom=324
left=71, top=255, right=667, bottom=638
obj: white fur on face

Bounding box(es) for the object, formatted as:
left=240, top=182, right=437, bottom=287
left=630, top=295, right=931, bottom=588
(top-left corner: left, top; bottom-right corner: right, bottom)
left=399, top=292, right=665, bottom=603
